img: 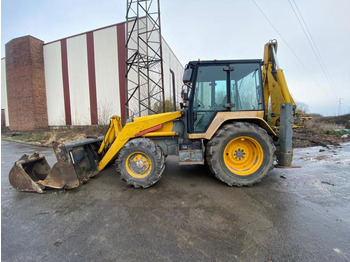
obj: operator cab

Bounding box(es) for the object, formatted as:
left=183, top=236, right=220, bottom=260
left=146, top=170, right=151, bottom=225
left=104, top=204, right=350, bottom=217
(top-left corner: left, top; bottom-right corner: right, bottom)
left=182, top=60, right=264, bottom=133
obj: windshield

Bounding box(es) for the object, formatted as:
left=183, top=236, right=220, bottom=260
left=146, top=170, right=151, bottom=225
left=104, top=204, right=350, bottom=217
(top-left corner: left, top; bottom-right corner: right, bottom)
left=191, top=62, right=263, bottom=132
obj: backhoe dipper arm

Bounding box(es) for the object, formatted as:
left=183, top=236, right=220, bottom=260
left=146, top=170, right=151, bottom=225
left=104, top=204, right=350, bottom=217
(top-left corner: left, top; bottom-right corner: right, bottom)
left=262, top=40, right=296, bottom=126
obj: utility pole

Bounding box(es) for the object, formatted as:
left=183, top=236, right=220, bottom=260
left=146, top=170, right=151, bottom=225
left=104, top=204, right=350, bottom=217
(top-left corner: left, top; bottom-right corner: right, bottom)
left=338, top=98, right=343, bottom=116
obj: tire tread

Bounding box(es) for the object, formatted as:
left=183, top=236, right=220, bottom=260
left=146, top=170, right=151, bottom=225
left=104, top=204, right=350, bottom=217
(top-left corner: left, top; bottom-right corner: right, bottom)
left=116, top=138, right=165, bottom=188
left=206, top=122, right=275, bottom=187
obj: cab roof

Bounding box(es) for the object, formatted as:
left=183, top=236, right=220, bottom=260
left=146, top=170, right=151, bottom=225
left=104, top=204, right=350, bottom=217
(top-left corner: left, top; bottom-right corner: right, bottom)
left=187, top=59, right=262, bottom=67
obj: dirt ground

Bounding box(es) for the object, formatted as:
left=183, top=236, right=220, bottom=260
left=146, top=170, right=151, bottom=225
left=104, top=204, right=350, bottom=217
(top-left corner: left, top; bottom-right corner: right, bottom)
left=292, top=128, right=349, bottom=148
left=292, top=113, right=350, bottom=147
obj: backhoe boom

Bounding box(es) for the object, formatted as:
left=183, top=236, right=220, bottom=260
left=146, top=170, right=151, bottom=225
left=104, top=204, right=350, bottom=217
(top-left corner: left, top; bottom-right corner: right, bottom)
left=262, top=40, right=296, bottom=126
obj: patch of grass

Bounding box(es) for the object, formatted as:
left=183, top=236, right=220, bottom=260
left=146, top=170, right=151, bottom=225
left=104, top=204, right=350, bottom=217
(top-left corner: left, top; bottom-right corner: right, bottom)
left=2, top=126, right=109, bottom=146
left=332, top=129, right=349, bottom=137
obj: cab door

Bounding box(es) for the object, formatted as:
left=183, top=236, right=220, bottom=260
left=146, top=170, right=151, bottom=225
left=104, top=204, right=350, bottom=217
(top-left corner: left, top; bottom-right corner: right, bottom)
left=188, top=61, right=264, bottom=134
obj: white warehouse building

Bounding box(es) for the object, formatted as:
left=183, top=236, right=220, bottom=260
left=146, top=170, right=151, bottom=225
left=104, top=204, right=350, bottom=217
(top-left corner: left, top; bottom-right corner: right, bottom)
left=1, top=20, right=184, bottom=131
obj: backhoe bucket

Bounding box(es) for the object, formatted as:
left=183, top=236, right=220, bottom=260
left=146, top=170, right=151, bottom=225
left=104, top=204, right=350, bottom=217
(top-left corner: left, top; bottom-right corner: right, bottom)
left=9, top=137, right=103, bottom=193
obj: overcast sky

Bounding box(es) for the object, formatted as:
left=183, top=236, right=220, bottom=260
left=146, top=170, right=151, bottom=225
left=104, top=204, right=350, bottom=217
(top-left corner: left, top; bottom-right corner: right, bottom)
left=2, top=0, right=349, bottom=116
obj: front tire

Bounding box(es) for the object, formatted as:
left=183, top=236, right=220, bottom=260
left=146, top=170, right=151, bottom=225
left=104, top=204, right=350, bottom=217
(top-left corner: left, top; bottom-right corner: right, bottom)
left=206, top=122, right=275, bottom=186
left=116, top=138, right=165, bottom=188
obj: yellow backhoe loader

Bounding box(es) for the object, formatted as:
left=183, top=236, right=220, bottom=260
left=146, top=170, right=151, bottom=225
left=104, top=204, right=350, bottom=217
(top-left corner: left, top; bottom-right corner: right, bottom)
left=9, top=40, right=296, bottom=193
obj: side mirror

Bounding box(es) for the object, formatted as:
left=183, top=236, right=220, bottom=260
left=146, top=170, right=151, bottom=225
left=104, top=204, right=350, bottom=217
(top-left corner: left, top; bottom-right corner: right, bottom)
left=182, top=68, right=193, bottom=84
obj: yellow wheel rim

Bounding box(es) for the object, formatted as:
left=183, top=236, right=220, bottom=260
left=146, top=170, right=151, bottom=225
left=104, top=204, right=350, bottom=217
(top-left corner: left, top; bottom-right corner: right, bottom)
left=125, top=152, right=152, bottom=178
left=223, top=136, right=263, bottom=176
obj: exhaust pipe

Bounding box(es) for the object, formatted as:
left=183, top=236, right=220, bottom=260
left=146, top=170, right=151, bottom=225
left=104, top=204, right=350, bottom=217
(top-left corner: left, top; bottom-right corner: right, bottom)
left=9, top=137, right=103, bottom=193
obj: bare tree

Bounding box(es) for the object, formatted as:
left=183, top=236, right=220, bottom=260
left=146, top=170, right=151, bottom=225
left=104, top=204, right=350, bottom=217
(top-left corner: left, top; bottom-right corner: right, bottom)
left=295, top=100, right=309, bottom=113
left=97, top=100, right=115, bottom=125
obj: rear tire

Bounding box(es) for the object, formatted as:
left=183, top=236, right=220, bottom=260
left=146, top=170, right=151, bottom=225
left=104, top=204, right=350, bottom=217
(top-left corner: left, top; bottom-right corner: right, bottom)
left=206, top=122, right=275, bottom=186
left=116, top=138, right=165, bottom=188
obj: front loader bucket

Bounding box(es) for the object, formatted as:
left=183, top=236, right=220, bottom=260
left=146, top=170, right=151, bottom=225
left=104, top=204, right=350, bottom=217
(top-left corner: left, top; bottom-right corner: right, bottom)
left=9, top=137, right=103, bottom=193
left=9, top=153, right=50, bottom=193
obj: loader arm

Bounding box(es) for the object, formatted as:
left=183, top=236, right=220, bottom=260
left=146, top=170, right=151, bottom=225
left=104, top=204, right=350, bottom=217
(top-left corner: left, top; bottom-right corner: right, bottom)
left=262, top=40, right=296, bottom=126
left=97, top=111, right=182, bottom=171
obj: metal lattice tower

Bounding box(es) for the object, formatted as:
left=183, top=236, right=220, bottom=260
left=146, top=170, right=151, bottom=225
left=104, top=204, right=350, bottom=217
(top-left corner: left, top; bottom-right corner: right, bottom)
left=126, top=0, right=165, bottom=117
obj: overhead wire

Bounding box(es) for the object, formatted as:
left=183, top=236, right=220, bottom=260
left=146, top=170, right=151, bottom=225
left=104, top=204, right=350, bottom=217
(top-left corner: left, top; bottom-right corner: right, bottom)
left=250, top=0, right=338, bottom=101
left=288, top=0, right=340, bottom=98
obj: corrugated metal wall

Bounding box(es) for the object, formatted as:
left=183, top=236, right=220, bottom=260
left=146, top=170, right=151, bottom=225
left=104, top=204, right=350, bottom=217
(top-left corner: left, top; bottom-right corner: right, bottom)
left=66, top=34, right=91, bottom=125
left=1, top=58, right=9, bottom=127
left=43, top=42, right=65, bottom=125
left=43, top=22, right=183, bottom=126
left=162, top=39, right=184, bottom=108
left=93, top=26, right=121, bottom=125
